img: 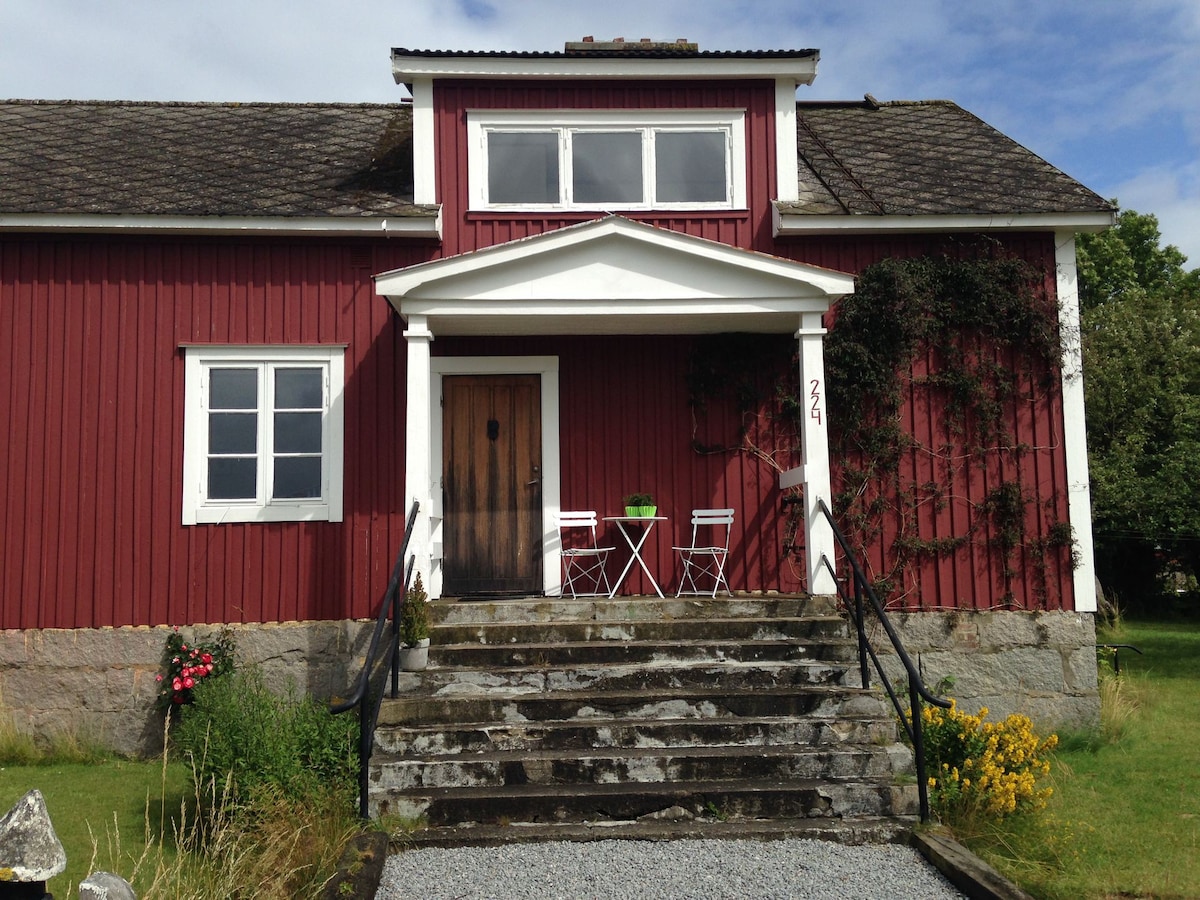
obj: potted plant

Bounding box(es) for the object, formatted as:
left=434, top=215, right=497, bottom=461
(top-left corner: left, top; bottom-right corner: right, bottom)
left=398, top=573, right=431, bottom=671
left=623, top=492, right=657, bottom=517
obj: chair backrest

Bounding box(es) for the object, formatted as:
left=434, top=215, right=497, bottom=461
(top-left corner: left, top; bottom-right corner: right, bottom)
left=690, top=508, right=735, bottom=549
left=557, top=510, right=600, bottom=549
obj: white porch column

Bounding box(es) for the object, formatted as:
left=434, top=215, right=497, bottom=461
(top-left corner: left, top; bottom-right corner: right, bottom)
left=796, top=312, right=837, bottom=594
left=403, top=315, right=436, bottom=595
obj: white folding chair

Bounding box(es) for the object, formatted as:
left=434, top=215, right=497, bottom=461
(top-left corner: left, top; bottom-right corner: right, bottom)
left=557, top=511, right=615, bottom=598
left=673, top=508, right=735, bottom=598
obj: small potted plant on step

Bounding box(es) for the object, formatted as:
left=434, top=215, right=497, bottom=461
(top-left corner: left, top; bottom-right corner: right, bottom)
left=623, top=492, right=657, bottom=517
left=399, top=573, right=431, bottom=671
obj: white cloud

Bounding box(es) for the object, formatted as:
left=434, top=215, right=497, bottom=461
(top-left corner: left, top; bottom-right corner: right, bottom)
left=1112, top=165, right=1200, bottom=269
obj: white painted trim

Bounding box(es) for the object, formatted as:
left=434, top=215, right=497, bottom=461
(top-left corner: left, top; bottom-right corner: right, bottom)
left=426, top=356, right=562, bottom=599
left=181, top=345, right=345, bottom=525
left=377, top=216, right=855, bottom=300
left=465, top=109, right=747, bottom=212
left=775, top=81, right=800, bottom=203
left=0, top=213, right=441, bottom=238
left=1055, top=232, right=1098, bottom=613
left=410, top=78, right=437, bottom=206
left=774, top=210, right=1114, bottom=237
left=392, top=54, right=819, bottom=83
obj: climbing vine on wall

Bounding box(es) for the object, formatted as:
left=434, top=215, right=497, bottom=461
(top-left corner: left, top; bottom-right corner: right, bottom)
left=688, top=241, right=1078, bottom=608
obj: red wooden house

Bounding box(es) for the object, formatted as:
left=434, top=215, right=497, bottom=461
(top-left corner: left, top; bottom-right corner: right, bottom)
left=0, top=40, right=1111, bottom=753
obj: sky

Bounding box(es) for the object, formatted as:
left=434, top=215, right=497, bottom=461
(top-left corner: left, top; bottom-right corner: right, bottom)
left=2, top=0, right=1197, bottom=267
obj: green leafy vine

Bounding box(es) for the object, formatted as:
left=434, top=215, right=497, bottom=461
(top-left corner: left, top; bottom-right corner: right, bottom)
left=687, top=241, right=1077, bottom=607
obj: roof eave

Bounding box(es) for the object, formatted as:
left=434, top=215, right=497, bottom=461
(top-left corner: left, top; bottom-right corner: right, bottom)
left=0, top=210, right=443, bottom=239
left=391, top=54, right=819, bottom=84
left=773, top=209, right=1115, bottom=237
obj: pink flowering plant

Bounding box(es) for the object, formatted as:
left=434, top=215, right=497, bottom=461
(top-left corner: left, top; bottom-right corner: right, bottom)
left=155, top=626, right=236, bottom=711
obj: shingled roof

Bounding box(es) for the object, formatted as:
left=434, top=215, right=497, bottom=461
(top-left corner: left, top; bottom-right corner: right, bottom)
left=0, top=96, right=1109, bottom=227
left=0, top=100, right=429, bottom=219
left=788, top=98, right=1112, bottom=218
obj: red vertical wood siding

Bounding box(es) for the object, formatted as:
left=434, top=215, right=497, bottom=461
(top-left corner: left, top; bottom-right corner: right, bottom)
left=776, top=233, right=1075, bottom=610
left=0, top=236, right=432, bottom=630
left=433, top=80, right=776, bottom=255
left=439, top=335, right=805, bottom=598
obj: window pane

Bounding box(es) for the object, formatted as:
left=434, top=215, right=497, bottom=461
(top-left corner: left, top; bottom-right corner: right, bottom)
left=572, top=132, right=642, bottom=204
left=273, top=457, right=322, bottom=499
left=655, top=131, right=728, bottom=202
left=208, top=458, right=256, bottom=499
left=488, top=132, right=559, bottom=203
left=209, top=412, right=257, bottom=454
left=274, top=412, right=322, bottom=453
left=275, top=368, right=322, bottom=409
left=209, top=368, right=257, bottom=410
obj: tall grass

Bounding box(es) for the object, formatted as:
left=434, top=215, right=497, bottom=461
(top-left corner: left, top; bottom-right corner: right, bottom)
left=1, top=667, right=367, bottom=899
left=963, top=620, right=1200, bottom=899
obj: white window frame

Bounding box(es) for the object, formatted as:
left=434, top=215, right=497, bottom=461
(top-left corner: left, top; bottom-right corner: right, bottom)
left=467, top=109, right=747, bottom=212
left=182, top=345, right=345, bottom=525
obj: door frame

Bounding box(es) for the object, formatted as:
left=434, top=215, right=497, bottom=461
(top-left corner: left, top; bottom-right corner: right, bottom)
left=429, top=356, right=561, bottom=598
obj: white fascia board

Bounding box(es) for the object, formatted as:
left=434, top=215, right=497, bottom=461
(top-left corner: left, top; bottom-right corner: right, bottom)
left=774, top=210, right=1115, bottom=237
left=392, top=55, right=818, bottom=83
left=0, top=212, right=442, bottom=239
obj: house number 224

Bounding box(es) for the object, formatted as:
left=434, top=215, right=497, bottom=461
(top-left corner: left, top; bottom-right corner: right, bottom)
left=810, top=379, right=822, bottom=425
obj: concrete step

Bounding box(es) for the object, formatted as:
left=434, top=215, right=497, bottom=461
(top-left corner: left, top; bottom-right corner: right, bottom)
left=373, top=743, right=912, bottom=791
left=375, top=715, right=898, bottom=757
left=430, top=615, right=851, bottom=646
left=376, top=684, right=892, bottom=727
left=428, top=595, right=837, bottom=627
left=393, top=658, right=856, bottom=696
left=398, top=815, right=913, bottom=849
left=428, top=636, right=856, bottom=668
left=374, top=776, right=918, bottom=824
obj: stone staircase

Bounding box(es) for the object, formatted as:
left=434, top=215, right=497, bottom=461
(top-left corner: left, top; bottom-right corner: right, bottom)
left=370, top=595, right=917, bottom=847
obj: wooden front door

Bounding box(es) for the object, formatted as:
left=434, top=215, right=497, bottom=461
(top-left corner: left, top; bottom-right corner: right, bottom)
left=442, top=374, right=543, bottom=596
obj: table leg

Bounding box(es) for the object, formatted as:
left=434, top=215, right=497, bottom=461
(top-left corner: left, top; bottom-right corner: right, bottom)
left=609, top=520, right=664, bottom=598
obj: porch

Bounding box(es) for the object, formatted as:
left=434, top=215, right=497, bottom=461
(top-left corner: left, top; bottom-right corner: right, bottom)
left=374, top=216, right=855, bottom=603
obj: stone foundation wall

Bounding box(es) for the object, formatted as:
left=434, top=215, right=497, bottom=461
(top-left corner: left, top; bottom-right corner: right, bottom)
left=0, top=621, right=375, bottom=758
left=874, top=610, right=1100, bottom=730
left=1, top=609, right=1100, bottom=757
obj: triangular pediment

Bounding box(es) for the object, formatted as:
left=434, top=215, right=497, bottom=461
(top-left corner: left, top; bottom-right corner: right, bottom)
left=375, top=216, right=854, bottom=335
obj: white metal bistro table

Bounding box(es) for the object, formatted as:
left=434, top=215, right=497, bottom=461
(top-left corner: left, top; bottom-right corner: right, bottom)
left=603, top=515, right=668, bottom=598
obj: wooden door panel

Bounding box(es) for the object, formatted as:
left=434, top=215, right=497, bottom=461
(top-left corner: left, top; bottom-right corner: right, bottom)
left=442, top=374, right=542, bottom=595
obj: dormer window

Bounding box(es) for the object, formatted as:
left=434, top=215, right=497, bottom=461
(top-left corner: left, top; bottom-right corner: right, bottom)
left=468, top=110, right=746, bottom=211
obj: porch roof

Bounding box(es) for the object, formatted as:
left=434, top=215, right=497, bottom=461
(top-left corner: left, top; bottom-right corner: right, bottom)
left=373, top=216, right=855, bottom=336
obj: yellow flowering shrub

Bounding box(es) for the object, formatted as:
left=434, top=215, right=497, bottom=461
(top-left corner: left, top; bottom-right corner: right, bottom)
left=909, top=699, right=1058, bottom=821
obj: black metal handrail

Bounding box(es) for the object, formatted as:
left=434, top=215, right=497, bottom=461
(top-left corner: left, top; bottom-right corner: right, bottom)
left=815, top=497, right=951, bottom=823
left=331, top=500, right=420, bottom=819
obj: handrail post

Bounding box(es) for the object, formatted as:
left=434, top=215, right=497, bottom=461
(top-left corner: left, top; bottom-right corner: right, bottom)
left=854, top=576, right=870, bottom=689
left=390, top=571, right=401, bottom=700
left=910, top=677, right=931, bottom=823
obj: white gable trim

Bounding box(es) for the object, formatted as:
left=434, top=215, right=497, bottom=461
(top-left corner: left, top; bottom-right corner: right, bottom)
left=375, top=216, right=853, bottom=336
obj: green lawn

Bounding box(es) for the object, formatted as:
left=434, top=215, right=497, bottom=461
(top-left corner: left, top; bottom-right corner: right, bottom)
left=976, top=620, right=1200, bottom=899
left=0, top=758, right=190, bottom=896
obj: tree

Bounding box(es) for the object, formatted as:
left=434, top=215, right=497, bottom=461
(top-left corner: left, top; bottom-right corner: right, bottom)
left=1079, top=207, right=1200, bottom=613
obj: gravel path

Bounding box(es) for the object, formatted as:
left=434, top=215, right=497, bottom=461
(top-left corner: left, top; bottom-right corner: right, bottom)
left=377, top=837, right=967, bottom=899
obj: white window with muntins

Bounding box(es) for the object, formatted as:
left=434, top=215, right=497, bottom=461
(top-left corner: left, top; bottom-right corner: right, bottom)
left=182, top=345, right=345, bottom=524
left=468, top=110, right=747, bottom=211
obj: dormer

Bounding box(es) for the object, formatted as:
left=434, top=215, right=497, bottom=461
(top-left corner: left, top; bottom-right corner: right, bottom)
left=391, top=39, right=819, bottom=216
